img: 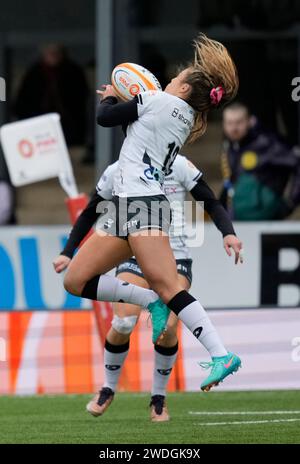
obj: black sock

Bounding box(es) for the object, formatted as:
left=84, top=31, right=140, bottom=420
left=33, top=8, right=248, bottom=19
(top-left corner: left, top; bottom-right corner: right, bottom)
left=154, top=343, right=179, bottom=356
left=81, top=275, right=101, bottom=299
left=167, top=290, right=196, bottom=316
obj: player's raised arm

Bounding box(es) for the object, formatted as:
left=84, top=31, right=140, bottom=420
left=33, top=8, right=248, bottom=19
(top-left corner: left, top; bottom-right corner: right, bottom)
left=53, top=161, right=117, bottom=273
left=190, top=177, right=243, bottom=264
left=53, top=190, right=103, bottom=273
left=96, top=84, right=138, bottom=127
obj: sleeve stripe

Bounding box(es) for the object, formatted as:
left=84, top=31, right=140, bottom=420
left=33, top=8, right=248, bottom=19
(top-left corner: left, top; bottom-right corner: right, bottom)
left=193, top=172, right=203, bottom=182
left=138, top=94, right=143, bottom=105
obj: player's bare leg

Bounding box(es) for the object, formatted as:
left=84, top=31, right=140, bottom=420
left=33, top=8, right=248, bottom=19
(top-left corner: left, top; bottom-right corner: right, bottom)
left=64, top=231, right=133, bottom=296
left=65, top=231, right=167, bottom=333
left=128, top=231, right=184, bottom=303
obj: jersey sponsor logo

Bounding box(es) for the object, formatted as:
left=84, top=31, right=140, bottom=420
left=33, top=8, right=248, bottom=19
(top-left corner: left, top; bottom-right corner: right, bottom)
left=171, top=108, right=193, bottom=130
left=164, top=186, right=177, bottom=195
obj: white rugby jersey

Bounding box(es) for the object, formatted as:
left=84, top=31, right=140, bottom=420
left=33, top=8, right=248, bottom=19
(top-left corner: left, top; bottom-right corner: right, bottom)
left=113, top=90, right=195, bottom=198
left=96, top=155, right=202, bottom=259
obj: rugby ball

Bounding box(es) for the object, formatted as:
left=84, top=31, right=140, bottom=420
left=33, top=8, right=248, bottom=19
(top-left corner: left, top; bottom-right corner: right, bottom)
left=111, top=63, right=162, bottom=101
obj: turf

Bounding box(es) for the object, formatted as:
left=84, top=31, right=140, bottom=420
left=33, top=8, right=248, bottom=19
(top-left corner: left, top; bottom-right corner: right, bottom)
left=0, top=391, right=299, bottom=444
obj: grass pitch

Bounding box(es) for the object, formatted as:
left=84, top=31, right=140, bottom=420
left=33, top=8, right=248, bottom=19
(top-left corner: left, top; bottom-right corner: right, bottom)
left=0, top=391, right=299, bottom=444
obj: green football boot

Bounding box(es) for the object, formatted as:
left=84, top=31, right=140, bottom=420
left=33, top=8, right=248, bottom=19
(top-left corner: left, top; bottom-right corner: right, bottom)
left=147, top=299, right=170, bottom=344
left=199, top=352, right=242, bottom=392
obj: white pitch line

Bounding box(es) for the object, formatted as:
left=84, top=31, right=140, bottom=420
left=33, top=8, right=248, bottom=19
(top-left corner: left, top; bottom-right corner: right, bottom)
left=194, top=418, right=300, bottom=427
left=189, top=411, right=300, bottom=416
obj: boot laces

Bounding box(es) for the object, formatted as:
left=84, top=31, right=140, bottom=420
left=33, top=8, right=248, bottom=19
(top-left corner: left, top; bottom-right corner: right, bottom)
left=199, top=360, right=222, bottom=375
left=97, top=387, right=114, bottom=406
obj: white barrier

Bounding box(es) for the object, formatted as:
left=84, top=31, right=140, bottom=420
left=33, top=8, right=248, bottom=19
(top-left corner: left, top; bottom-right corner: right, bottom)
left=190, top=221, right=300, bottom=308
left=1, top=223, right=300, bottom=310
left=182, top=308, right=300, bottom=391
left=0, top=224, right=299, bottom=392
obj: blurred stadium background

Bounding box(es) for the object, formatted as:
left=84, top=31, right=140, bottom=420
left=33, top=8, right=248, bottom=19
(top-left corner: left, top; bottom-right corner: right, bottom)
left=0, top=0, right=300, bottom=443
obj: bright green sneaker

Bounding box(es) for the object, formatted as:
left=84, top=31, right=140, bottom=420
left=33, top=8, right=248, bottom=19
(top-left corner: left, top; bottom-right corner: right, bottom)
left=199, top=352, right=242, bottom=392
left=147, top=299, right=170, bottom=344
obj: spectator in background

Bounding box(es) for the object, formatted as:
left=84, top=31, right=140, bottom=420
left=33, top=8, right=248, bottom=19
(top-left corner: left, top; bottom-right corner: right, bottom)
left=220, top=102, right=300, bottom=220
left=14, top=44, right=89, bottom=146
left=0, top=148, right=15, bottom=225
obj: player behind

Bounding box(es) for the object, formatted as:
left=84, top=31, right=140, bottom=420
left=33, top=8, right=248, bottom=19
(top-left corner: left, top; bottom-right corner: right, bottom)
left=62, top=34, right=243, bottom=396
left=53, top=155, right=237, bottom=420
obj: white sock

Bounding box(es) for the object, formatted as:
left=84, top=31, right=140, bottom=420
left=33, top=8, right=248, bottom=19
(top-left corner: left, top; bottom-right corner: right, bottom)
left=168, top=292, right=227, bottom=358
left=103, top=340, right=129, bottom=392
left=152, top=344, right=178, bottom=397
left=179, top=301, right=227, bottom=357
left=97, top=274, right=158, bottom=308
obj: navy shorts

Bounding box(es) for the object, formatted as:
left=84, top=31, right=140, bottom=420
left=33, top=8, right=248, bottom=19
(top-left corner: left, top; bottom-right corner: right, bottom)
left=115, top=258, right=193, bottom=286
left=95, top=194, right=172, bottom=240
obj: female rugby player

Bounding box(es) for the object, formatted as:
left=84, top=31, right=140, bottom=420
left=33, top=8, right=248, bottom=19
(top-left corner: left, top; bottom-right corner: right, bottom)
left=63, top=35, right=243, bottom=404
left=54, top=154, right=237, bottom=421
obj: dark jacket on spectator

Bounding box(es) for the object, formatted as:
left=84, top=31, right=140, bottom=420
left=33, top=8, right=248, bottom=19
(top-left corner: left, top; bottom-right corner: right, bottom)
left=14, top=59, right=89, bottom=146
left=221, top=122, right=300, bottom=220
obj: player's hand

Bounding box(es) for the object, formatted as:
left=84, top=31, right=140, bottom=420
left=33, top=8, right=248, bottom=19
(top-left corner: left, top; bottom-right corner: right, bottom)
left=223, top=235, right=244, bottom=265
left=53, top=255, right=71, bottom=274
left=96, top=84, right=117, bottom=101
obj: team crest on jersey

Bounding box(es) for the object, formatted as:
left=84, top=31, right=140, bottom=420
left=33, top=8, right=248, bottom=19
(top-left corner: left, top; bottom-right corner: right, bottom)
left=143, top=151, right=165, bottom=184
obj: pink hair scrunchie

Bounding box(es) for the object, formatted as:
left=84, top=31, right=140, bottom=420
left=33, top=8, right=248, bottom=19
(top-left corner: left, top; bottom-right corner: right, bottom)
left=210, top=86, right=224, bottom=106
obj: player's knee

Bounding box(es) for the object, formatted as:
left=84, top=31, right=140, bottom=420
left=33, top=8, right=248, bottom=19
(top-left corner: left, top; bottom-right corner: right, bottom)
left=111, top=315, right=138, bottom=335
left=63, top=272, right=82, bottom=296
